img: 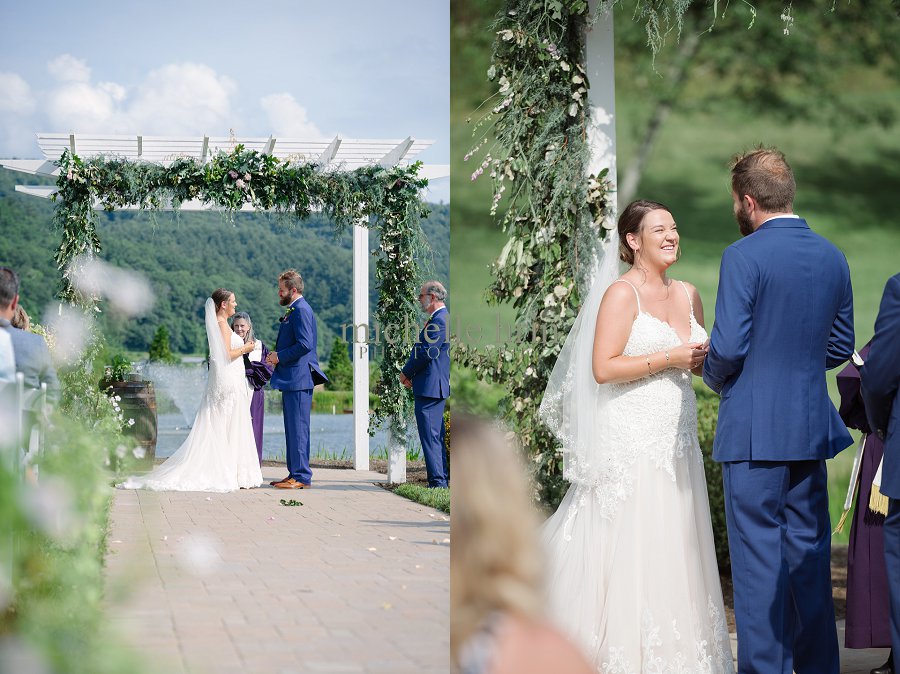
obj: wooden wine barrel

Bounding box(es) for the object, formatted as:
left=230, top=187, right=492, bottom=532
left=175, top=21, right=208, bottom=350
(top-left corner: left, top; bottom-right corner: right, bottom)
left=106, top=378, right=158, bottom=460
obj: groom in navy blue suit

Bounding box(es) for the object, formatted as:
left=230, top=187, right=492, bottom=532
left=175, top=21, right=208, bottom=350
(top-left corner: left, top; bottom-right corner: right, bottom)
left=703, top=148, right=854, bottom=674
left=401, top=281, right=450, bottom=488
left=862, top=273, right=900, bottom=672
left=267, top=269, right=328, bottom=488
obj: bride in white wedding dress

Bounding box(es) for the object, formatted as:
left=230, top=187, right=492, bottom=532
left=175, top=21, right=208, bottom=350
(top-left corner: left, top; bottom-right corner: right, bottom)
left=120, top=288, right=263, bottom=492
left=539, top=201, right=734, bottom=673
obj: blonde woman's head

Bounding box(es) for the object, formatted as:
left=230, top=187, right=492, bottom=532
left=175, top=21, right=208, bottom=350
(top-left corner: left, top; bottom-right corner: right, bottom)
left=450, top=416, right=544, bottom=666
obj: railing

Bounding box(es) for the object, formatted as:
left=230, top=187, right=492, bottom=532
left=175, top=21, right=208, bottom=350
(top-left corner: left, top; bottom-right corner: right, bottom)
left=0, top=372, right=48, bottom=479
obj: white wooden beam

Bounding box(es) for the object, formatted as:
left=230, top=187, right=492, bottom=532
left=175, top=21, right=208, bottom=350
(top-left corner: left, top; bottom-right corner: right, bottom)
left=417, top=164, right=450, bottom=180
left=15, top=186, right=57, bottom=199
left=352, top=216, right=370, bottom=471
left=263, top=136, right=276, bottom=155
left=316, top=135, right=341, bottom=168
left=0, top=160, right=59, bottom=176
left=200, top=136, right=209, bottom=163
left=377, top=137, right=414, bottom=168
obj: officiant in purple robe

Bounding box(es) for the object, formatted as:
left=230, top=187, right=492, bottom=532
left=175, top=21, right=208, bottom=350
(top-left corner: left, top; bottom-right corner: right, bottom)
left=839, top=342, right=892, bottom=672
left=232, top=312, right=273, bottom=464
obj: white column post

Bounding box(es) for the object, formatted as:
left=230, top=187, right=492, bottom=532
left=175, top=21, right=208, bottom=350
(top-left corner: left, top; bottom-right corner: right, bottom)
left=585, top=3, right=618, bottom=203
left=386, top=416, right=407, bottom=485
left=352, top=217, right=370, bottom=470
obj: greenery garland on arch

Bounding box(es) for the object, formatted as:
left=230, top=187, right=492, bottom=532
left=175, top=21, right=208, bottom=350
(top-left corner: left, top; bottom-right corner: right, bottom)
left=52, top=145, right=430, bottom=437
left=457, top=0, right=614, bottom=507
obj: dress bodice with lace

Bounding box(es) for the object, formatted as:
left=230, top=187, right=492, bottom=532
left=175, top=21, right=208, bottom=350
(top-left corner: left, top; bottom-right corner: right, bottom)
left=207, top=330, right=251, bottom=408
left=592, top=309, right=709, bottom=517
left=541, top=281, right=734, bottom=673
left=119, top=323, right=262, bottom=492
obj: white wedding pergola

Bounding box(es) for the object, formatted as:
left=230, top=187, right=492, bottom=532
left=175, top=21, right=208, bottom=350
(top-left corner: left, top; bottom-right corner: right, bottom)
left=0, top=133, right=450, bottom=483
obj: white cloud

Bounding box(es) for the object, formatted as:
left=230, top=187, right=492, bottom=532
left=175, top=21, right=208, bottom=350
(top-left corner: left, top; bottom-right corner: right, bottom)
left=1, top=57, right=323, bottom=156
left=41, top=60, right=237, bottom=137
left=46, top=81, right=121, bottom=132
left=47, top=54, right=91, bottom=83
left=0, top=72, right=35, bottom=114
left=260, top=93, right=323, bottom=138
left=127, top=63, right=236, bottom=134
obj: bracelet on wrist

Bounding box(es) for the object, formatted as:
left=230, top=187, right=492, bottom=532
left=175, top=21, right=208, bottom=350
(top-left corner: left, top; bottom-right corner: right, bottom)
left=646, top=356, right=653, bottom=375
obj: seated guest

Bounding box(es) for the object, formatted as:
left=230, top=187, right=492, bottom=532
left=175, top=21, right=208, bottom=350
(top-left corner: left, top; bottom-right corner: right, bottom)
left=11, top=305, right=30, bottom=331
left=232, top=311, right=273, bottom=464
left=452, top=416, right=594, bottom=674
left=0, top=267, right=58, bottom=402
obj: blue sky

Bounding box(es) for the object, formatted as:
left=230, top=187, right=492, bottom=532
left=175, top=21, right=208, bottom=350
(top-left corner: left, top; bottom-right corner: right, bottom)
left=0, top=0, right=449, bottom=201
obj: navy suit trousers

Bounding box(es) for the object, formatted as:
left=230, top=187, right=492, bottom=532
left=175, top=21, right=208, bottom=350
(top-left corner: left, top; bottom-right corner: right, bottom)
left=282, top=389, right=313, bottom=484
left=723, top=459, right=838, bottom=674
left=414, top=396, right=448, bottom=488
left=884, top=500, right=900, bottom=658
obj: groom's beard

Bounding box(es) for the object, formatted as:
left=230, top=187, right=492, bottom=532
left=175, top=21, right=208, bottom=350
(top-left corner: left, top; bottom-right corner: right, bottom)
left=736, top=205, right=755, bottom=237
left=279, top=296, right=291, bottom=306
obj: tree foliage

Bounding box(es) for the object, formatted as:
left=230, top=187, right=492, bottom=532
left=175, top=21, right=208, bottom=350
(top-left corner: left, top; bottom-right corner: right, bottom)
left=148, top=325, right=179, bottom=364
left=614, top=1, right=900, bottom=201
left=325, top=336, right=353, bottom=391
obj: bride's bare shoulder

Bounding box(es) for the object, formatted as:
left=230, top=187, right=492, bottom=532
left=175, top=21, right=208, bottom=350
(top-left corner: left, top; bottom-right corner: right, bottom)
left=601, top=278, right=638, bottom=307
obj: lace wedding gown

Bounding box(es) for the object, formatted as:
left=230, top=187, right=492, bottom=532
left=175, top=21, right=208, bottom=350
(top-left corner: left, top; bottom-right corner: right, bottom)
left=542, top=282, right=734, bottom=674
left=120, top=308, right=263, bottom=492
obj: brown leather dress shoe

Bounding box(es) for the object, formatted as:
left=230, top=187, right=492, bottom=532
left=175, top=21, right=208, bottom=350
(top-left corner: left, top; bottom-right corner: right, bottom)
left=274, top=478, right=312, bottom=489
left=269, top=476, right=291, bottom=486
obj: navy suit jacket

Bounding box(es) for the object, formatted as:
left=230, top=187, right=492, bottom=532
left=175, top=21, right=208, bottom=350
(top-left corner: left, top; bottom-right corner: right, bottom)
left=402, top=307, right=450, bottom=399
left=269, top=297, right=328, bottom=391
left=703, top=217, right=855, bottom=461
left=861, top=273, right=900, bottom=498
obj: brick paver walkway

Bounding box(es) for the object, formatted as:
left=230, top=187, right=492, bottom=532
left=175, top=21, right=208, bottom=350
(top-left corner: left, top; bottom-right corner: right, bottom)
left=105, top=468, right=449, bottom=674
left=727, top=623, right=889, bottom=673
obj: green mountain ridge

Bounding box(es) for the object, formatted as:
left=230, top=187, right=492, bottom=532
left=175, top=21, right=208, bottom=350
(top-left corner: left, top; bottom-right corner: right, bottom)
left=0, top=168, right=448, bottom=357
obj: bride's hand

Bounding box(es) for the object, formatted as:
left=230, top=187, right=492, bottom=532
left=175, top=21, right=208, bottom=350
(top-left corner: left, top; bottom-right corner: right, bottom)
left=668, top=342, right=708, bottom=370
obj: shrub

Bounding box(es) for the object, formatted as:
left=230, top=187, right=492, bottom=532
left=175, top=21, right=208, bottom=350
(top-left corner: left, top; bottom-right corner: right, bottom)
left=695, top=384, right=729, bottom=572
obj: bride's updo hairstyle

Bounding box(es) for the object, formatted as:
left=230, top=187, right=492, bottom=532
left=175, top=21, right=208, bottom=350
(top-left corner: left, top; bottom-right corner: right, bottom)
left=211, top=288, right=233, bottom=312
left=617, top=199, right=671, bottom=265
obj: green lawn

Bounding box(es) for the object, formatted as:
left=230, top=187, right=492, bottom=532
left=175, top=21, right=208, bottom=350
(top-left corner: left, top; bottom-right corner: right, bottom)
left=392, top=483, right=451, bottom=514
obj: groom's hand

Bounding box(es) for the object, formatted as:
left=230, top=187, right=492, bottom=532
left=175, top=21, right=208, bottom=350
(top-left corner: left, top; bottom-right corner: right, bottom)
left=400, top=373, right=413, bottom=389
left=266, top=351, right=280, bottom=366
left=671, top=342, right=708, bottom=371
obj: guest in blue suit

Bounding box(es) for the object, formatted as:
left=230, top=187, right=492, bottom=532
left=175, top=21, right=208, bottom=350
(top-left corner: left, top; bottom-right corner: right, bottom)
left=401, top=281, right=450, bottom=488
left=266, top=269, right=328, bottom=489
left=862, top=273, right=900, bottom=674
left=703, top=148, right=854, bottom=674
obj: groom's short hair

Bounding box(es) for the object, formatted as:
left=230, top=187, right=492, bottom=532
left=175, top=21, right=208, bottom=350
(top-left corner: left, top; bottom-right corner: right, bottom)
left=731, top=147, right=795, bottom=213
left=279, top=269, right=304, bottom=295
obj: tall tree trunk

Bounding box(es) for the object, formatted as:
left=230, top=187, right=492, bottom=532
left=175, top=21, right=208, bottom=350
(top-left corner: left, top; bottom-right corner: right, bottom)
left=617, top=30, right=700, bottom=208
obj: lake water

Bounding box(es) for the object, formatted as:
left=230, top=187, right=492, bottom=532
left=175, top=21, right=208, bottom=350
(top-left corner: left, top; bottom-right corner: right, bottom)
left=142, top=363, right=420, bottom=461
left=155, top=411, right=421, bottom=461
